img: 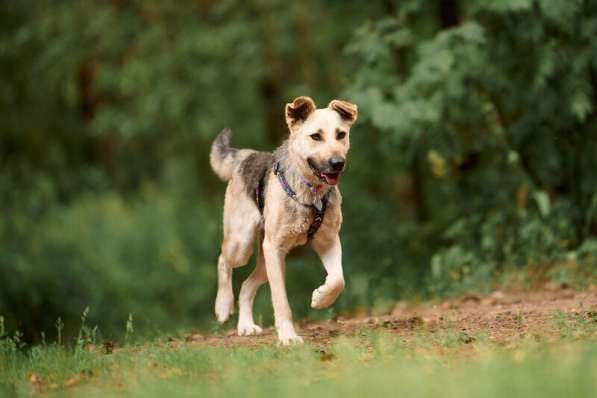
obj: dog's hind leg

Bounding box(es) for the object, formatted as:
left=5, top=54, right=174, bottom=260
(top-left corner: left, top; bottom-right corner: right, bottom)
left=237, top=235, right=268, bottom=336
left=215, top=182, right=261, bottom=324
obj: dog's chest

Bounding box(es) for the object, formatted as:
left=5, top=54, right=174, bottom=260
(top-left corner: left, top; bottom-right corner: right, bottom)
left=278, top=204, right=316, bottom=247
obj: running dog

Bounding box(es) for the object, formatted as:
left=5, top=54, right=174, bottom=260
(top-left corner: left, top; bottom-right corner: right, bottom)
left=209, top=96, right=357, bottom=345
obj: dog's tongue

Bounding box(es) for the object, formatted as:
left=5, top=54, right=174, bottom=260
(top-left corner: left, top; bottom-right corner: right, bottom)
left=322, top=173, right=340, bottom=185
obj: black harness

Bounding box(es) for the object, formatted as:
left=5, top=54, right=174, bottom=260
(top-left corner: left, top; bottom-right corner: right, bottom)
left=256, top=170, right=267, bottom=213
left=255, top=163, right=330, bottom=240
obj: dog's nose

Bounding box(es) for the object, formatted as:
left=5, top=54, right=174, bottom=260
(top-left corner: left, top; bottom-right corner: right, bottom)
left=328, top=156, right=345, bottom=172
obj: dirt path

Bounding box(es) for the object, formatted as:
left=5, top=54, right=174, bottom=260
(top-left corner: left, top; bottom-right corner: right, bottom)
left=182, top=285, right=597, bottom=348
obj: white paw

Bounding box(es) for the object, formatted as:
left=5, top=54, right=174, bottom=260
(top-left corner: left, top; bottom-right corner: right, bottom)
left=311, top=278, right=345, bottom=310
left=215, top=290, right=234, bottom=323
left=276, top=322, right=303, bottom=345
left=237, top=321, right=263, bottom=336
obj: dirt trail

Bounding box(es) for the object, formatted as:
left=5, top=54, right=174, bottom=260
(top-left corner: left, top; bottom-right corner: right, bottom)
left=184, top=285, right=597, bottom=348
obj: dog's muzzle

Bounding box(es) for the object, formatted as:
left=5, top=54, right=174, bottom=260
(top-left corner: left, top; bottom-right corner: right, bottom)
left=308, top=157, right=345, bottom=185
left=328, top=156, right=345, bottom=172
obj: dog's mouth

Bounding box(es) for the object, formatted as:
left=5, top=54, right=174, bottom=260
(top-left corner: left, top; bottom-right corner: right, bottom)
left=321, top=172, right=340, bottom=185
left=307, top=158, right=342, bottom=186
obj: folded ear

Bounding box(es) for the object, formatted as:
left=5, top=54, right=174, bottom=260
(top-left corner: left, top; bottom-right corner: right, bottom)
left=328, top=99, right=358, bottom=125
left=285, top=96, right=316, bottom=129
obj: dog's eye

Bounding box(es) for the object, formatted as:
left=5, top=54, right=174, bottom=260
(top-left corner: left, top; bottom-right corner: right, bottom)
left=310, top=133, right=322, bottom=141
left=337, top=131, right=347, bottom=140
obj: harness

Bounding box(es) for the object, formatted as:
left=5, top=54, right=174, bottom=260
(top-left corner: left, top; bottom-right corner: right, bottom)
left=255, top=162, right=330, bottom=239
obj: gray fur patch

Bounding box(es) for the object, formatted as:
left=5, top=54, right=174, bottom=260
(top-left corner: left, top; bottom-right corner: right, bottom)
left=239, top=151, right=275, bottom=201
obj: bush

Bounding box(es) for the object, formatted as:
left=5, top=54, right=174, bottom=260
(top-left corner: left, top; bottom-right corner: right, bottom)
left=0, top=188, right=222, bottom=341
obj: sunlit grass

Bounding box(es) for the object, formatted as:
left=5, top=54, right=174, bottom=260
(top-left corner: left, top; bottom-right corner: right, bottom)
left=1, top=327, right=596, bottom=397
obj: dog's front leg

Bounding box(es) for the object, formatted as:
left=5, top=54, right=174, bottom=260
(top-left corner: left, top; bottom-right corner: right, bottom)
left=262, top=237, right=303, bottom=345
left=311, top=235, right=345, bottom=309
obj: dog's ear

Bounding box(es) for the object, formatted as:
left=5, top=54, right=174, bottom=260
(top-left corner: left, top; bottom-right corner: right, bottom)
left=285, top=96, right=316, bottom=130
left=328, top=99, right=358, bottom=125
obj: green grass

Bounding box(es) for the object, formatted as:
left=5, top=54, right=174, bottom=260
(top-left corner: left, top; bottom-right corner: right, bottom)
left=1, top=329, right=597, bottom=397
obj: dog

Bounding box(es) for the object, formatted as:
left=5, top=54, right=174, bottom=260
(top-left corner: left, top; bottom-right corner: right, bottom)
left=209, top=96, right=357, bottom=345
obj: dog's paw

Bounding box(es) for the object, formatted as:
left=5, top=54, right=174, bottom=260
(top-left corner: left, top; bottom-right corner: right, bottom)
left=215, top=289, right=234, bottom=324
left=215, top=304, right=233, bottom=324
left=311, top=277, right=345, bottom=310
left=278, top=333, right=303, bottom=346
left=276, top=322, right=303, bottom=346
left=237, top=322, right=263, bottom=336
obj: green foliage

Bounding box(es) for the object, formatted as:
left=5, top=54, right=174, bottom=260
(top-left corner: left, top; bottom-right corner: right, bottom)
left=345, top=0, right=597, bottom=297
left=0, top=189, right=224, bottom=339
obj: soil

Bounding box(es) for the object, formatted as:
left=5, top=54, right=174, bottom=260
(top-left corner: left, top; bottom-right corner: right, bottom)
left=179, top=284, right=597, bottom=349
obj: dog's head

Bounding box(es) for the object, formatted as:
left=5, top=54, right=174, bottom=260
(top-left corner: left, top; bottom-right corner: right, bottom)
left=285, top=96, right=358, bottom=185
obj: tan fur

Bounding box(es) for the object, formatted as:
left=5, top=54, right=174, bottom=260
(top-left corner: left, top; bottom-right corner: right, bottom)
left=211, top=96, right=357, bottom=345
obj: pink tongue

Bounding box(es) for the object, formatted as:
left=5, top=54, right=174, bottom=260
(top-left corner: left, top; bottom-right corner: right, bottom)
left=323, top=173, right=339, bottom=185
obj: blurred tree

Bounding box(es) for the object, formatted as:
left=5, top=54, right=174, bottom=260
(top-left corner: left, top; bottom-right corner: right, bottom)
left=345, top=0, right=597, bottom=295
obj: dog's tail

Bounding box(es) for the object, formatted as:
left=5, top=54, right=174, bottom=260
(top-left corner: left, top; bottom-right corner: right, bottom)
left=210, top=128, right=239, bottom=182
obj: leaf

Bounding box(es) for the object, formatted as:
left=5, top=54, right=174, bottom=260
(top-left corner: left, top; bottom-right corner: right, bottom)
left=185, top=331, right=204, bottom=342
left=577, top=239, right=597, bottom=257
left=63, top=376, right=80, bottom=388
left=537, top=0, right=582, bottom=26
left=533, top=190, right=551, bottom=217
left=431, top=254, right=442, bottom=279
left=570, top=91, right=592, bottom=122
left=427, top=150, right=448, bottom=177
left=472, top=0, right=533, bottom=13
left=29, top=373, right=44, bottom=393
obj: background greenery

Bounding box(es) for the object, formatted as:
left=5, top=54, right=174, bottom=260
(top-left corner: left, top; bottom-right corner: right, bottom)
left=1, top=0, right=596, bottom=342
